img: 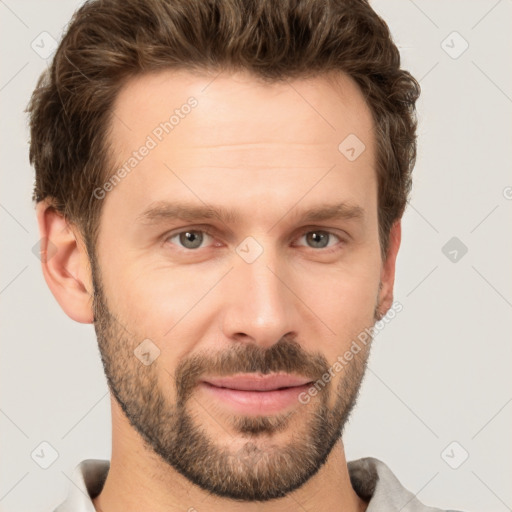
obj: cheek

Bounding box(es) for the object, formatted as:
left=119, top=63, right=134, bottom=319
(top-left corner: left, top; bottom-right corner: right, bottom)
left=295, top=259, right=380, bottom=363
left=112, top=264, right=215, bottom=361
left=96, top=210, right=193, bottom=332
left=102, top=267, right=204, bottom=393
left=133, top=273, right=195, bottom=325
left=298, top=251, right=380, bottom=313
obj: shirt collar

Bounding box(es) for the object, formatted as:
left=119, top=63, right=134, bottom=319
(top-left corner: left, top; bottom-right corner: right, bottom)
left=348, top=457, right=445, bottom=511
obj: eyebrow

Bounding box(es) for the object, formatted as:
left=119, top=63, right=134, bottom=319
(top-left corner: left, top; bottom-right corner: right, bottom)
left=136, top=200, right=365, bottom=227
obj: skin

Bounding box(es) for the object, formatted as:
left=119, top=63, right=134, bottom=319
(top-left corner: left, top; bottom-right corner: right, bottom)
left=36, top=69, right=401, bottom=512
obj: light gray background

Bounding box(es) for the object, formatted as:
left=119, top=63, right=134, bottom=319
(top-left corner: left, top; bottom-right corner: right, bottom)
left=1, top=1, right=511, bottom=511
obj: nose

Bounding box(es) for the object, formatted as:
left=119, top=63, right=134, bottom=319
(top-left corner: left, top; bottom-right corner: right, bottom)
left=219, top=242, right=297, bottom=349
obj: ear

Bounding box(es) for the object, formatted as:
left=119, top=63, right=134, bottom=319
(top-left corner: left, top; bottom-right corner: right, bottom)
left=35, top=199, right=94, bottom=323
left=376, top=220, right=401, bottom=319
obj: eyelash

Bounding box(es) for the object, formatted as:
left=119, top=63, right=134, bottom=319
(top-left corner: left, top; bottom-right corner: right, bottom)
left=163, top=226, right=346, bottom=254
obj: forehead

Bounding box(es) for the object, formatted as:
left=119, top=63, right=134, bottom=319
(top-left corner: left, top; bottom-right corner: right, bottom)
left=108, top=68, right=374, bottom=162
left=101, top=68, right=376, bottom=230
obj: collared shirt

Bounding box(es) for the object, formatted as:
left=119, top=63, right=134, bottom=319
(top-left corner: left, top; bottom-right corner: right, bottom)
left=53, top=457, right=464, bottom=511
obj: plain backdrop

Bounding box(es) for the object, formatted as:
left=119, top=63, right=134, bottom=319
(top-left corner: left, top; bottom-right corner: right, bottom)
left=1, top=1, right=511, bottom=511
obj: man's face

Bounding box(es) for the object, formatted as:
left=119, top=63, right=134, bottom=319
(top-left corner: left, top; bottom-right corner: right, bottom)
left=91, top=69, right=385, bottom=501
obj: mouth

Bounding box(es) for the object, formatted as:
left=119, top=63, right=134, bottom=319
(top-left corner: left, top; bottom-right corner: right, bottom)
left=199, top=373, right=314, bottom=415
left=202, top=373, right=313, bottom=391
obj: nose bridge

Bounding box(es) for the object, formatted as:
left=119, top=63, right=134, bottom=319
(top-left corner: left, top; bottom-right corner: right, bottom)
left=221, top=238, right=294, bottom=346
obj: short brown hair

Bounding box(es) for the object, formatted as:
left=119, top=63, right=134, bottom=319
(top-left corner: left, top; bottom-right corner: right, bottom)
left=27, top=0, right=420, bottom=262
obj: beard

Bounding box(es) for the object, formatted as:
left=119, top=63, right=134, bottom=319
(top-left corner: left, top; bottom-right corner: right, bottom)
left=90, top=258, right=377, bottom=502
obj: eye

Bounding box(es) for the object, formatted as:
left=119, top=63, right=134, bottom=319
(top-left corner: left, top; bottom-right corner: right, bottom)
left=295, top=229, right=343, bottom=252
left=163, top=227, right=345, bottom=253
left=165, top=229, right=215, bottom=250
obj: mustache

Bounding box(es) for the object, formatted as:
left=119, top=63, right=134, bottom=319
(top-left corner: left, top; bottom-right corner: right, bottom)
left=174, top=337, right=330, bottom=405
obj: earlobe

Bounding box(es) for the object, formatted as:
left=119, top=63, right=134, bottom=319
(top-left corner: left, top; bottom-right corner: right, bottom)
left=376, top=220, right=402, bottom=319
left=35, top=200, right=94, bottom=324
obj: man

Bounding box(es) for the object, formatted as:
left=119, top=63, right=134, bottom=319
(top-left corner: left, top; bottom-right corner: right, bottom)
left=27, top=0, right=463, bottom=510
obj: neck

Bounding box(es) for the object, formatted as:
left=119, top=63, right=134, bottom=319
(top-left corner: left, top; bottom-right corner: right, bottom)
left=93, top=397, right=368, bottom=512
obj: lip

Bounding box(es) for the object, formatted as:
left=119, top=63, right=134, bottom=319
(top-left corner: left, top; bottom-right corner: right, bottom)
left=202, top=373, right=313, bottom=391
left=199, top=373, right=314, bottom=415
